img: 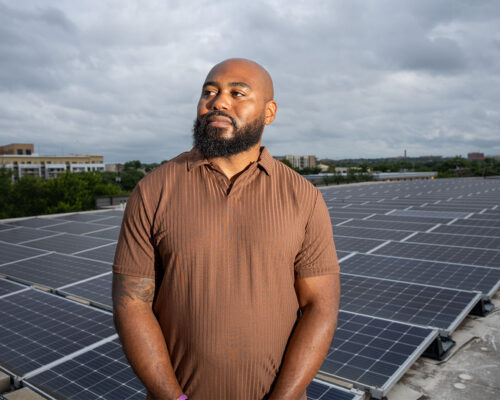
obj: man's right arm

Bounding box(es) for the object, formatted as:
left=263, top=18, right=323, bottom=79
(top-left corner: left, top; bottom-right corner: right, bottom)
left=112, top=273, right=183, bottom=400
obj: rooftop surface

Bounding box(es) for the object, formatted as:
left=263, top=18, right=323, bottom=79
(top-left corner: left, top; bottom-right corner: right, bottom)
left=0, top=177, right=499, bottom=399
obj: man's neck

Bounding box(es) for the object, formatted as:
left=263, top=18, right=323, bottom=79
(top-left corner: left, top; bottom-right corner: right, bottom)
left=207, top=143, right=261, bottom=181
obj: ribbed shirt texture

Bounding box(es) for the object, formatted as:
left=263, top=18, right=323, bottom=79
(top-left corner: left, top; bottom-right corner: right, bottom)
left=113, top=146, right=339, bottom=400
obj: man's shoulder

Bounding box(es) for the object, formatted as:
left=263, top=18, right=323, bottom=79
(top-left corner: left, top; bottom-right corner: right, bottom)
left=271, top=158, right=320, bottom=196
left=137, top=151, right=191, bottom=187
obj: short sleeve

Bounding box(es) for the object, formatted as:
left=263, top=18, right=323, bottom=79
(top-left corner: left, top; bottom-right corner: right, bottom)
left=113, top=184, right=156, bottom=278
left=294, top=191, right=340, bottom=278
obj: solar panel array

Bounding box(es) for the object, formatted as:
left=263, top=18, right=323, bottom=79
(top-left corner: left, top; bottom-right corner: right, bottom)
left=0, top=176, right=498, bottom=399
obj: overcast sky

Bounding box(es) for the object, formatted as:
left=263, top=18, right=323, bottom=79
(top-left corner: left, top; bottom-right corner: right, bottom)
left=1, top=1, right=499, bottom=162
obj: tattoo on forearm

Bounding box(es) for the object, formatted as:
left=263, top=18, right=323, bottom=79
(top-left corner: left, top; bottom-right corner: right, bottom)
left=113, top=275, right=155, bottom=309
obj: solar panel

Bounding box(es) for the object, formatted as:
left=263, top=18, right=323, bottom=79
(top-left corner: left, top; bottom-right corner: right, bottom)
left=432, top=224, right=500, bottom=238
left=330, top=212, right=374, bottom=219
left=367, top=214, right=454, bottom=225
left=307, top=379, right=364, bottom=400
left=0, top=289, right=116, bottom=377
left=372, top=242, right=500, bottom=268
left=406, top=232, right=500, bottom=250
left=8, top=217, right=64, bottom=229
left=390, top=210, right=470, bottom=219
left=333, top=226, right=411, bottom=241
left=90, top=216, right=123, bottom=226
left=0, top=242, right=47, bottom=266
left=340, top=274, right=480, bottom=333
left=25, top=339, right=145, bottom=400
left=449, top=218, right=500, bottom=228
left=320, top=311, right=437, bottom=397
left=333, top=236, right=386, bottom=253
left=0, top=227, right=61, bottom=244
left=84, top=226, right=121, bottom=241
left=339, top=253, right=500, bottom=297
left=22, top=233, right=114, bottom=254
left=54, top=213, right=113, bottom=223
left=342, top=219, right=434, bottom=232
left=0, top=278, right=27, bottom=297
left=0, top=224, right=15, bottom=231
left=76, top=243, right=117, bottom=263
left=58, top=273, right=112, bottom=310
left=0, top=253, right=111, bottom=289
left=44, top=221, right=112, bottom=235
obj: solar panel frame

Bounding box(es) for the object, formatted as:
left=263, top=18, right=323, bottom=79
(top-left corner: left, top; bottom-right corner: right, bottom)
left=44, top=221, right=113, bottom=235
left=0, top=253, right=111, bottom=289
left=57, top=273, right=112, bottom=311
left=372, top=241, right=500, bottom=268
left=0, top=278, right=28, bottom=298
left=319, top=311, right=438, bottom=398
left=339, top=253, right=500, bottom=298
left=406, top=232, right=500, bottom=250
left=448, top=218, right=500, bottom=228
left=342, top=219, right=435, bottom=232
left=84, top=226, right=121, bottom=241
left=332, top=236, right=387, bottom=253
left=24, top=339, right=145, bottom=400
left=0, top=289, right=116, bottom=377
left=53, top=213, right=114, bottom=223
left=21, top=233, right=114, bottom=254
left=307, top=379, right=365, bottom=400
left=75, top=243, right=117, bottom=263
left=0, top=242, right=48, bottom=266
left=340, top=274, right=481, bottom=333
left=8, top=218, right=67, bottom=229
left=333, top=226, right=411, bottom=241
left=0, top=227, right=62, bottom=244
left=431, top=224, right=500, bottom=238
left=390, top=209, right=471, bottom=219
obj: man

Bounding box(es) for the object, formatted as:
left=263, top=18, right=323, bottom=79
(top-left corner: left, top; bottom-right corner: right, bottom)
left=112, top=58, right=340, bottom=400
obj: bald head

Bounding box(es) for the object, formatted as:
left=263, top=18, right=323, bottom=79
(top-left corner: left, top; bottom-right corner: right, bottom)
left=205, top=58, right=274, bottom=102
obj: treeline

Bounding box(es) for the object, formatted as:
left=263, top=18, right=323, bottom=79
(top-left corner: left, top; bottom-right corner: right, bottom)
left=0, top=160, right=151, bottom=219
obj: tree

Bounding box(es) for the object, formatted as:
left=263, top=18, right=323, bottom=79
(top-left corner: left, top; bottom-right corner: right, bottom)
left=123, top=160, right=142, bottom=170
left=120, top=169, right=145, bottom=191
left=280, top=159, right=292, bottom=168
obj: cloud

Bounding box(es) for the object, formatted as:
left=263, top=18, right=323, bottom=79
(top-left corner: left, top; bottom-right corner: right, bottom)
left=0, top=0, right=499, bottom=162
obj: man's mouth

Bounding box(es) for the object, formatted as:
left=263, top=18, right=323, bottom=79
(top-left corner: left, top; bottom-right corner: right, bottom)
left=207, top=115, right=233, bottom=127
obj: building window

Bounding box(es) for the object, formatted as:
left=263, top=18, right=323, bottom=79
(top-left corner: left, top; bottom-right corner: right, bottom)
left=17, top=149, right=23, bottom=155
left=26, top=149, right=32, bottom=155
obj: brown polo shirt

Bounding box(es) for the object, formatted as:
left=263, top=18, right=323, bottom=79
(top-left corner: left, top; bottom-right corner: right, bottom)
left=113, top=146, right=339, bottom=400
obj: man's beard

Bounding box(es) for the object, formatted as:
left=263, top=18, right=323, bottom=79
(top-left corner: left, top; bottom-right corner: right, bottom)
left=193, top=111, right=265, bottom=158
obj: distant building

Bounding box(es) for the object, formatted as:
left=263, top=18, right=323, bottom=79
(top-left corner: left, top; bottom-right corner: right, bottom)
left=467, top=152, right=485, bottom=161
left=274, top=155, right=317, bottom=169
left=0, top=143, right=34, bottom=155
left=105, top=163, right=124, bottom=173
left=0, top=143, right=104, bottom=180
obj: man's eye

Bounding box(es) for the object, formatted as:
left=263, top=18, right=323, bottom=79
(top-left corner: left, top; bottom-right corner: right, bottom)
left=203, top=90, right=216, bottom=96
left=232, top=91, right=244, bottom=97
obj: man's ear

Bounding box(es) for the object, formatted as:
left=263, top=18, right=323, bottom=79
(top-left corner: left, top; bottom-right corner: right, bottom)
left=264, top=101, right=277, bottom=125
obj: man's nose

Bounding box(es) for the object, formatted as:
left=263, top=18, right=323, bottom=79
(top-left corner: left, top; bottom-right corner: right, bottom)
left=208, top=92, right=230, bottom=111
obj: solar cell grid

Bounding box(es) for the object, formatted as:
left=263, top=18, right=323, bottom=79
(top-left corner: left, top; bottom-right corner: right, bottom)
left=340, top=274, right=480, bottom=332
left=0, top=224, right=15, bottom=231
left=76, top=243, right=117, bottom=263
left=25, top=339, right=145, bottom=400
left=407, top=232, right=500, bottom=250
left=0, top=242, right=47, bottom=266
left=0, top=278, right=26, bottom=297
left=84, top=226, right=121, bottom=241
left=89, top=216, right=123, bottom=226
left=333, top=226, right=410, bottom=241
left=373, top=242, right=500, bottom=268
left=332, top=236, right=386, bottom=253
left=367, top=214, right=454, bottom=225
left=0, top=253, right=111, bottom=289
left=44, top=221, right=112, bottom=235
left=0, top=227, right=60, bottom=244
left=22, top=233, right=114, bottom=254
left=9, top=217, right=65, bottom=228
left=342, top=219, right=435, bottom=232
left=339, top=253, right=500, bottom=296
left=306, top=379, right=363, bottom=400
left=390, top=209, right=470, bottom=219
left=59, top=273, right=112, bottom=310
left=54, top=213, right=112, bottom=223
left=432, top=224, right=500, bottom=238
left=320, top=311, right=437, bottom=395
left=0, top=289, right=115, bottom=376
left=449, top=218, right=500, bottom=228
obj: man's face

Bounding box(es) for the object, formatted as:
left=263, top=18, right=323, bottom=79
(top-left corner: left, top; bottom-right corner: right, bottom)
left=193, top=62, right=268, bottom=158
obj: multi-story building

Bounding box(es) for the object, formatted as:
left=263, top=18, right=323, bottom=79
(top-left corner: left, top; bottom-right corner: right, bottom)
left=274, top=155, right=317, bottom=169
left=0, top=143, right=104, bottom=179
left=467, top=152, right=485, bottom=161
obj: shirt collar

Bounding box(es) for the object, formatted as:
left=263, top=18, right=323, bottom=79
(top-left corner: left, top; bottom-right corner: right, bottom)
left=186, top=146, right=274, bottom=176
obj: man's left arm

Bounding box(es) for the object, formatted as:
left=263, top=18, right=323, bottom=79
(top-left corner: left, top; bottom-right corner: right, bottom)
left=268, top=273, right=340, bottom=400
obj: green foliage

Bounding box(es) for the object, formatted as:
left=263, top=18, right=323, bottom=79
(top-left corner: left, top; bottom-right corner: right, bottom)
left=120, top=169, right=145, bottom=191
left=123, top=160, right=142, bottom=170
left=0, top=170, right=122, bottom=218
left=280, top=159, right=292, bottom=168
